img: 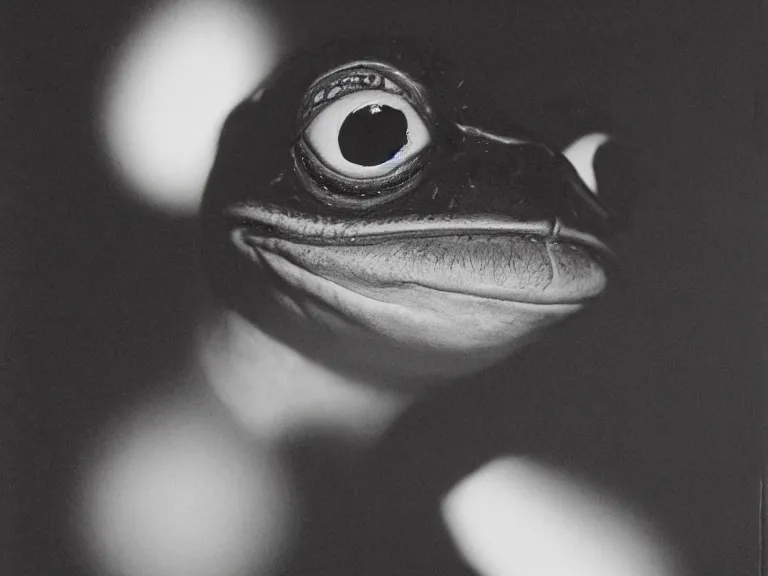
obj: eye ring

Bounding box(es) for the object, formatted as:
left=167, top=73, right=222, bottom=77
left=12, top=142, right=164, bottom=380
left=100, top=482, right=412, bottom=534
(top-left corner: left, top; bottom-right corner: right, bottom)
left=291, top=140, right=431, bottom=210
left=302, top=90, right=432, bottom=180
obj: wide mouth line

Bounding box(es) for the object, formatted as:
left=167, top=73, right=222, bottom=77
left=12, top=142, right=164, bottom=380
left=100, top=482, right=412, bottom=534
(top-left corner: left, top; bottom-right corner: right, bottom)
left=236, top=233, right=603, bottom=307
left=224, top=205, right=616, bottom=261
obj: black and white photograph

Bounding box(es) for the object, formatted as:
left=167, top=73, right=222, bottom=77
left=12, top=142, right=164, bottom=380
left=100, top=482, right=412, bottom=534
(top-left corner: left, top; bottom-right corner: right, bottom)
left=4, top=1, right=764, bottom=575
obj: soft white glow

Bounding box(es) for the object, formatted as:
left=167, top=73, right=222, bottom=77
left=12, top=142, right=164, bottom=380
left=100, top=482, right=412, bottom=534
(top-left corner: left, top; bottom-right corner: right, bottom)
left=78, top=395, right=296, bottom=576
left=441, top=457, right=680, bottom=576
left=562, top=132, right=611, bottom=195
left=102, top=0, right=282, bottom=214
left=197, top=310, right=407, bottom=443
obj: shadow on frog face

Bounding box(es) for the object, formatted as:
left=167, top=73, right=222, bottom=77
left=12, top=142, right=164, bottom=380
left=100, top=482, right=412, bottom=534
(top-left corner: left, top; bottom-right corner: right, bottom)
left=201, top=36, right=620, bottom=386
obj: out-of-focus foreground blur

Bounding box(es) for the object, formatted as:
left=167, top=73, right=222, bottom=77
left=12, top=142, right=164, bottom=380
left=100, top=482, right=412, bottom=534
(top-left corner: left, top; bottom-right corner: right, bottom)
left=4, top=1, right=764, bottom=575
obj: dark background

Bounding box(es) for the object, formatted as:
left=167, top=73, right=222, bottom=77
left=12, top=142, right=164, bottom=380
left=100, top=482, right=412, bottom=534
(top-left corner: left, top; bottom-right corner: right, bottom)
left=4, top=1, right=765, bottom=575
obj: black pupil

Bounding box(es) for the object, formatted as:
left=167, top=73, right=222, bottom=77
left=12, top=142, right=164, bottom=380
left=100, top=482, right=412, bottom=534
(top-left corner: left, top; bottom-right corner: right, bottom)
left=338, top=104, right=408, bottom=167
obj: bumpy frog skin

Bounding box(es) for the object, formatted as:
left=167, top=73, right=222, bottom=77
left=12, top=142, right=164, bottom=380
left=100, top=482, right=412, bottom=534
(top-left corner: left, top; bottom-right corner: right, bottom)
left=201, top=36, right=617, bottom=384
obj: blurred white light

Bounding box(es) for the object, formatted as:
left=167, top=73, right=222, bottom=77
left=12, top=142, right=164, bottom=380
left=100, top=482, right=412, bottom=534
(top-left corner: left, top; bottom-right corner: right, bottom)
left=78, top=395, right=296, bottom=576
left=562, top=132, right=611, bottom=195
left=196, top=309, right=409, bottom=443
left=101, top=0, right=282, bottom=214
left=442, top=457, right=681, bottom=576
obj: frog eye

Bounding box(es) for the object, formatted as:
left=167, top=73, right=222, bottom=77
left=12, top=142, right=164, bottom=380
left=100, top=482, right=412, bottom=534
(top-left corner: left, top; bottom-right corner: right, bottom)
left=303, top=90, right=431, bottom=180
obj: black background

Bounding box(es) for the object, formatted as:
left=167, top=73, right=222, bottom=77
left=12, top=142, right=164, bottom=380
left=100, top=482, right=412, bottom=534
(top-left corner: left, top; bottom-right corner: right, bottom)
left=4, top=1, right=765, bottom=575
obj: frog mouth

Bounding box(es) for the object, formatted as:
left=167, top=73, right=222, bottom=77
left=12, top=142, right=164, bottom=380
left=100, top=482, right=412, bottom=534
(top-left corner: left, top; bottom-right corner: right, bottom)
left=225, top=204, right=614, bottom=259
left=224, top=204, right=616, bottom=305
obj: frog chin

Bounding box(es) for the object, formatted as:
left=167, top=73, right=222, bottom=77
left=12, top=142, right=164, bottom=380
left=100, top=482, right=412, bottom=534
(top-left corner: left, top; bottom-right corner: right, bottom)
left=229, top=230, right=586, bottom=381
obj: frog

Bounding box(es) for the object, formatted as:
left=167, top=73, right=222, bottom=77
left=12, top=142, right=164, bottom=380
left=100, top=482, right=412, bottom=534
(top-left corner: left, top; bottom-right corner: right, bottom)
left=201, top=35, right=615, bottom=387
left=197, top=35, right=675, bottom=576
